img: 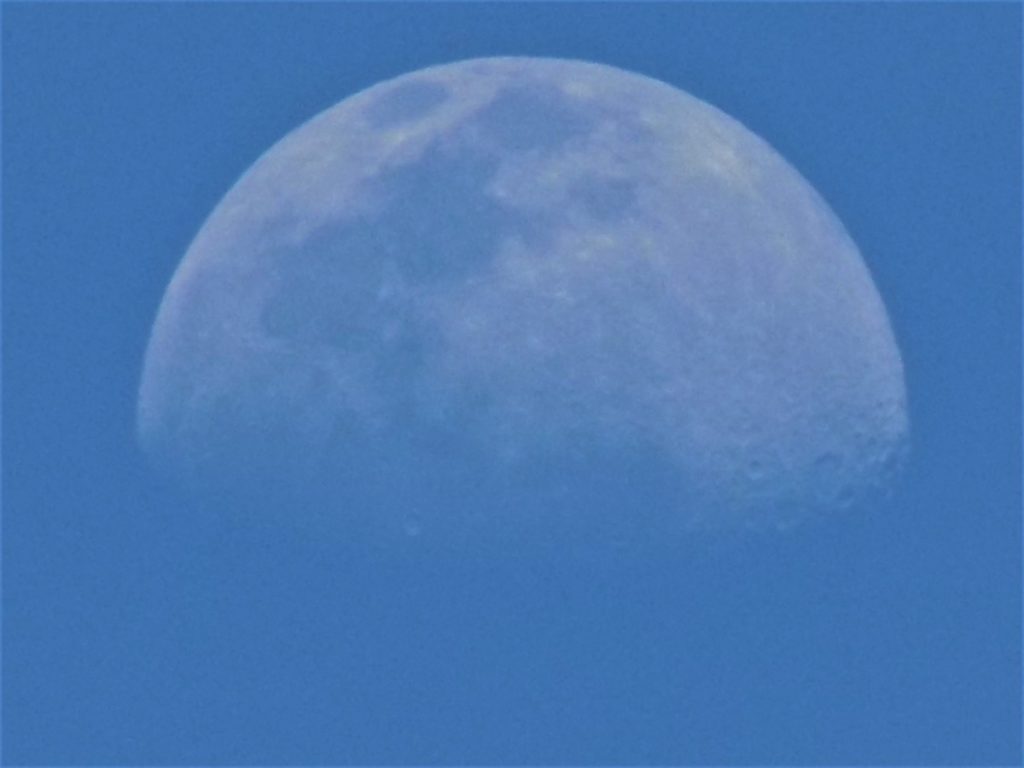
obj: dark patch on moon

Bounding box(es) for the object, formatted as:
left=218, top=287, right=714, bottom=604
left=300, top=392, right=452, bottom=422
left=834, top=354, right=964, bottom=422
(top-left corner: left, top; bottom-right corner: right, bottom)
left=259, top=85, right=622, bottom=432
left=573, top=176, right=639, bottom=222
left=258, top=124, right=571, bottom=419
left=473, top=84, right=595, bottom=152
left=363, top=80, right=449, bottom=129
left=262, top=80, right=607, bottom=355
left=370, top=143, right=518, bottom=283
left=259, top=220, right=435, bottom=422
left=259, top=223, right=386, bottom=349
left=259, top=111, right=579, bottom=352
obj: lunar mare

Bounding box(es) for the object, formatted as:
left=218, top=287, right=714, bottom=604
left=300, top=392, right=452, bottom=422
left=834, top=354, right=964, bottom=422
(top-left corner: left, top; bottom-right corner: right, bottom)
left=139, top=57, right=908, bottom=541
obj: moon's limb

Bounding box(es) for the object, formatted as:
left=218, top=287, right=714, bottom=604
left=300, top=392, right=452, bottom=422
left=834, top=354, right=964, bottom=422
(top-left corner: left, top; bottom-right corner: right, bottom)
left=138, top=57, right=908, bottom=541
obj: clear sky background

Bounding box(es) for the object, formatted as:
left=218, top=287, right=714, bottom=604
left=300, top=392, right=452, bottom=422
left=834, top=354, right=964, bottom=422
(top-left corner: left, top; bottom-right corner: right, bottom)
left=3, top=3, right=1021, bottom=765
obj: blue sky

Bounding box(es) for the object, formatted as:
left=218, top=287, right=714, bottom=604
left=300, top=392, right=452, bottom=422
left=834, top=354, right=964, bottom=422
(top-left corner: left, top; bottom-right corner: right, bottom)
left=3, top=3, right=1021, bottom=764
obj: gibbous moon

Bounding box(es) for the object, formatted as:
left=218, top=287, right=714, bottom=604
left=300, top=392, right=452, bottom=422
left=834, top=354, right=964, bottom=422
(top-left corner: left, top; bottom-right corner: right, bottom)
left=139, top=57, right=908, bottom=547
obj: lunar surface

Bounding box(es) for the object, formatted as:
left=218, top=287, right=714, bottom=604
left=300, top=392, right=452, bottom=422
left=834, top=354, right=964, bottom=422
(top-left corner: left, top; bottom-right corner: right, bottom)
left=138, top=57, right=908, bottom=547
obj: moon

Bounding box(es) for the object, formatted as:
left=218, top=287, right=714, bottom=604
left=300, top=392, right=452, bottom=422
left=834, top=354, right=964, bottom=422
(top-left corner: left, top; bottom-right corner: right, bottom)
left=138, top=57, right=908, bottom=546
